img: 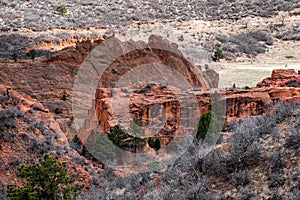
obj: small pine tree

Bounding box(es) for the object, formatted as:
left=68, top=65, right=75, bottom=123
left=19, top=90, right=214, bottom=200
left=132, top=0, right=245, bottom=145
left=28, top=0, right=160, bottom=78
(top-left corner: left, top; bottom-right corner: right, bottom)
left=178, top=35, right=184, bottom=41
left=128, top=118, right=147, bottom=153
left=61, top=92, right=67, bottom=101
left=6, top=154, right=83, bottom=200
left=196, top=110, right=223, bottom=140
left=70, top=135, right=82, bottom=153
left=54, top=107, right=62, bottom=114
left=109, top=122, right=146, bottom=153
left=26, top=49, right=36, bottom=61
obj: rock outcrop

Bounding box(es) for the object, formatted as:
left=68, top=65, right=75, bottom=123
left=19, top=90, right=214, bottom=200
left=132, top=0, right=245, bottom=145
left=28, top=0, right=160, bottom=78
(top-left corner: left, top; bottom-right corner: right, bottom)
left=257, top=69, right=300, bottom=87
left=90, top=84, right=300, bottom=132
left=80, top=69, right=300, bottom=146
left=97, top=35, right=209, bottom=88
left=1, top=34, right=300, bottom=152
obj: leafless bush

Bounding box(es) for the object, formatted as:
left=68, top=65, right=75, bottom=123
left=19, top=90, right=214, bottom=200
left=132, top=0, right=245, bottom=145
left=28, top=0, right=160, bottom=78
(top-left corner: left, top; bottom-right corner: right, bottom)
left=0, top=132, right=16, bottom=143
left=228, top=118, right=262, bottom=167
left=274, top=101, right=298, bottom=122
left=27, top=135, right=54, bottom=155
left=0, top=109, right=17, bottom=130
left=234, top=169, right=249, bottom=186
left=284, top=128, right=300, bottom=150
left=268, top=173, right=285, bottom=189
left=269, top=149, right=286, bottom=173
left=183, top=180, right=215, bottom=200
left=237, top=186, right=253, bottom=200
left=202, top=148, right=232, bottom=177
left=290, top=181, right=300, bottom=200
left=270, top=189, right=283, bottom=200
left=0, top=180, right=6, bottom=200
left=216, top=31, right=273, bottom=58
left=9, top=157, right=24, bottom=167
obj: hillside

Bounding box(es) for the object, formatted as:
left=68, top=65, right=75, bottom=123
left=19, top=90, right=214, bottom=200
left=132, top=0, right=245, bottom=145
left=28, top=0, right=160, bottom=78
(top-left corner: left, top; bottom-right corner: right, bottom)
left=1, top=1, right=300, bottom=199
left=77, top=100, right=300, bottom=199
left=0, top=34, right=300, bottom=199
left=1, top=0, right=299, bottom=30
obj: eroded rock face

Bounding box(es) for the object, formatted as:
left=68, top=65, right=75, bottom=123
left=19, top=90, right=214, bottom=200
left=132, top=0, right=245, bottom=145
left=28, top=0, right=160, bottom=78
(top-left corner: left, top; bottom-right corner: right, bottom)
left=203, top=68, right=219, bottom=88
left=97, top=35, right=209, bottom=88
left=257, top=69, right=300, bottom=87
left=0, top=40, right=104, bottom=121
left=87, top=70, right=300, bottom=145
left=2, top=34, right=300, bottom=152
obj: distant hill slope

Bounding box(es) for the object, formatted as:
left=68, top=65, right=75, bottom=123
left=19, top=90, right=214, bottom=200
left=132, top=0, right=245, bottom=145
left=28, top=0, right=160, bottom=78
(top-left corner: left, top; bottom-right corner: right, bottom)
left=1, top=0, right=299, bottom=31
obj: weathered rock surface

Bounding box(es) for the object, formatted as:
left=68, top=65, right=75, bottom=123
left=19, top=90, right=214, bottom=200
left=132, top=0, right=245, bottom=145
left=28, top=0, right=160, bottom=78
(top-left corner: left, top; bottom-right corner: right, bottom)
left=257, top=69, right=300, bottom=87
left=1, top=35, right=300, bottom=146
left=81, top=69, right=300, bottom=146
left=89, top=84, right=300, bottom=136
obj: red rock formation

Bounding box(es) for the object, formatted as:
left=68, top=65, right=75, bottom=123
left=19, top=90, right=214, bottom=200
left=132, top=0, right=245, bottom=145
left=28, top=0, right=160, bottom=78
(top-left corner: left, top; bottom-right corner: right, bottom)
left=87, top=76, right=300, bottom=145
left=1, top=34, right=300, bottom=151
left=97, top=35, right=209, bottom=88
left=257, top=69, right=300, bottom=87
left=203, top=68, right=220, bottom=88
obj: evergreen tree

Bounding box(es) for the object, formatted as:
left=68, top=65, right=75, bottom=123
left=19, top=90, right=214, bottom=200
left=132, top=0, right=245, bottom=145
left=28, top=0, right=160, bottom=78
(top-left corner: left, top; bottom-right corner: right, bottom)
left=109, top=122, right=146, bottom=153
left=213, top=48, right=224, bottom=61
left=7, top=154, right=83, bottom=200
left=197, top=110, right=213, bottom=140
left=12, top=52, right=17, bottom=62
left=148, top=138, right=161, bottom=151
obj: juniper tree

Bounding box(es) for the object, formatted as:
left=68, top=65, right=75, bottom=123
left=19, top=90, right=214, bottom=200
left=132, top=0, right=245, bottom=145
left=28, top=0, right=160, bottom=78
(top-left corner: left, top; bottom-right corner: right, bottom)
left=7, top=154, right=83, bottom=200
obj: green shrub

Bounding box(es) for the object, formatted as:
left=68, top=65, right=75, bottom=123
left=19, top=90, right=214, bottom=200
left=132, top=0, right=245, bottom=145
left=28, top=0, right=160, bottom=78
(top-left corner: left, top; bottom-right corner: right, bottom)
left=148, top=138, right=161, bottom=151
left=85, top=130, right=116, bottom=163
left=197, top=111, right=213, bottom=140
left=196, top=110, right=222, bottom=140
left=108, top=122, right=146, bottom=153
left=6, top=154, right=83, bottom=200
left=26, top=49, right=36, bottom=61
left=178, top=35, right=184, bottom=41
left=213, top=48, right=224, bottom=61
left=68, top=116, right=74, bottom=126
left=54, top=108, right=62, bottom=114
left=61, top=93, right=67, bottom=101
left=56, top=5, right=67, bottom=14
left=12, top=52, right=17, bottom=62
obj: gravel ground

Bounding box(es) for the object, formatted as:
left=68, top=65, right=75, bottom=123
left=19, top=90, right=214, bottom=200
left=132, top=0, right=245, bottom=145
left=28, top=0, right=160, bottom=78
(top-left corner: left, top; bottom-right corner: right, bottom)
left=0, top=0, right=299, bottom=31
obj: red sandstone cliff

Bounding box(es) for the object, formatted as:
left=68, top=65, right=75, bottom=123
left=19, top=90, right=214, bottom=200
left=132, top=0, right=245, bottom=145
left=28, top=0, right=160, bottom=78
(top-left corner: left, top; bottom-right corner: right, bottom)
left=1, top=35, right=300, bottom=148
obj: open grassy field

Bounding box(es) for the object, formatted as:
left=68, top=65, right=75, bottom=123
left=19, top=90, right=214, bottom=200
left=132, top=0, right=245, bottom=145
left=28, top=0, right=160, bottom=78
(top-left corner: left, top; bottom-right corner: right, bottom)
left=216, top=62, right=300, bottom=88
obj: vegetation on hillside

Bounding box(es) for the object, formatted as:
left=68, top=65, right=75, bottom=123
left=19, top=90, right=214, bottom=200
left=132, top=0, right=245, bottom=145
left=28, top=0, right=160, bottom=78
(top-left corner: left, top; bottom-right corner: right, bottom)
left=1, top=84, right=300, bottom=199
left=6, top=154, right=83, bottom=200
left=77, top=101, right=300, bottom=199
